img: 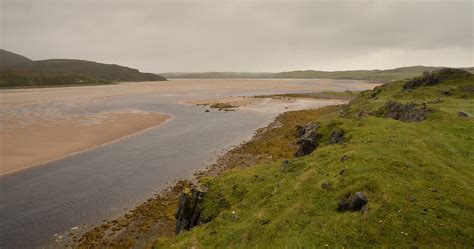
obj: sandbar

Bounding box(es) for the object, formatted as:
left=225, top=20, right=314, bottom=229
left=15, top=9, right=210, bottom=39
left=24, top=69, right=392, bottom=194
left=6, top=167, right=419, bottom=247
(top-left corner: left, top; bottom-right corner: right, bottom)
left=0, top=111, right=171, bottom=175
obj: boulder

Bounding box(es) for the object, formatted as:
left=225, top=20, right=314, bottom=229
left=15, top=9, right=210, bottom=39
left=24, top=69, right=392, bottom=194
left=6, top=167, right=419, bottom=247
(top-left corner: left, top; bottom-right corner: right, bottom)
left=329, top=128, right=344, bottom=144
left=294, top=122, right=321, bottom=157
left=377, top=101, right=431, bottom=122
left=175, top=186, right=206, bottom=234
left=337, top=192, right=368, bottom=212
left=457, top=111, right=472, bottom=118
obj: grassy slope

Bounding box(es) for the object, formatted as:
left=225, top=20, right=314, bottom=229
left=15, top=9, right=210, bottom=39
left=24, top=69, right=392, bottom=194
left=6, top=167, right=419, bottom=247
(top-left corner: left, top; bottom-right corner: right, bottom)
left=156, top=74, right=474, bottom=248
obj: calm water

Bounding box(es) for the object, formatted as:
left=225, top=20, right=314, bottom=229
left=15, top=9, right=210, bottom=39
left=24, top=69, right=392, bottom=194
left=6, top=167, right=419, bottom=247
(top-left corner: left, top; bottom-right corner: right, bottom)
left=0, top=79, right=376, bottom=248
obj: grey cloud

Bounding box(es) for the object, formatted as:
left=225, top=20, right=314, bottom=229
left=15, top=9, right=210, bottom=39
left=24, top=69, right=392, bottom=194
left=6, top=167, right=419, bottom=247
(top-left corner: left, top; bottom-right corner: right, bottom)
left=1, top=0, right=472, bottom=72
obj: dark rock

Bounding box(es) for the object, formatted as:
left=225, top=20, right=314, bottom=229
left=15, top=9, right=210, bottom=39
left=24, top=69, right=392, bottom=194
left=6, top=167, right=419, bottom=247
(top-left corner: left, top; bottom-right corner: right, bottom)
left=339, top=168, right=346, bottom=176
left=348, top=192, right=368, bottom=211
left=175, top=186, right=206, bottom=234
left=337, top=192, right=368, bottom=212
left=403, top=68, right=471, bottom=90
left=337, top=199, right=347, bottom=212
left=294, top=122, right=321, bottom=157
left=295, top=122, right=319, bottom=138
left=321, top=180, right=331, bottom=190
left=377, top=101, right=431, bottom=122
left=340, top=155, right=350, bottom=162
left=457, top=111, right=472, bottom=118
left=205, top=109, right=210, bottom=112
left=329, top=128, right=344, bottom=144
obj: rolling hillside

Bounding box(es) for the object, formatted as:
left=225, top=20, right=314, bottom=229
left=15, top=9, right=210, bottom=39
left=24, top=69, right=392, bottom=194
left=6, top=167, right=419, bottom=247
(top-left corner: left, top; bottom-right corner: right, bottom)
left=163, top=66, right=474, bottom=82
left=0, top=49, right=166, bottom=88
left=0, top=49, right=33, bottom=66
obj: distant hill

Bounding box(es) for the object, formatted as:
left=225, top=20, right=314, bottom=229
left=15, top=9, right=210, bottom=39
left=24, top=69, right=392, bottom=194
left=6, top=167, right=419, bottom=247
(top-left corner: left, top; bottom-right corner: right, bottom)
left=163, top=66, right=474, bottom=82
left=0, top=49, right=33, bottom=66
left=0, top=50, right=167, bottom=88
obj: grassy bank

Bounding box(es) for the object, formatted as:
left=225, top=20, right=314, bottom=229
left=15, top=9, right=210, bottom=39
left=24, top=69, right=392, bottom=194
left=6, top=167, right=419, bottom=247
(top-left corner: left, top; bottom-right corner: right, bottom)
left=155, top=70, right=474, bottom=248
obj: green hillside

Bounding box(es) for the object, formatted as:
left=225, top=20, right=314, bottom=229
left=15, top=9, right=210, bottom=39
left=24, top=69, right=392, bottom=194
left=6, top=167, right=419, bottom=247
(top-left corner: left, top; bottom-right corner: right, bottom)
left=0, top=50, right=167, bottom=88
left=156, top=69, right=474, bottom=248
left=163, top=66, right=474, bottom=82
left=0, top=49, right=32, bottom=66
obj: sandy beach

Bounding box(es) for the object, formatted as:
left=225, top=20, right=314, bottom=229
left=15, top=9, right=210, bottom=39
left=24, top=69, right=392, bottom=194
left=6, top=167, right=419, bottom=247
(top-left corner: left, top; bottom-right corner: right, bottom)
left=0, top=111, right=171, bottom=175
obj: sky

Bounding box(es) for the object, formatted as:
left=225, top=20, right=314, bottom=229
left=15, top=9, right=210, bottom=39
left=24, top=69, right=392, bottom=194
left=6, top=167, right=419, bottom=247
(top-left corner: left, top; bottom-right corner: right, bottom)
left=1, top=0, right=473, bottom=73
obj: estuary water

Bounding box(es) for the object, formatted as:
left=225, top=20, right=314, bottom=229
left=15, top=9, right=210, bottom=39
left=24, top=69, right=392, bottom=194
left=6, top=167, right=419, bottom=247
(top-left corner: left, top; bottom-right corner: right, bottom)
left=0, top=79, right=377, bottom=248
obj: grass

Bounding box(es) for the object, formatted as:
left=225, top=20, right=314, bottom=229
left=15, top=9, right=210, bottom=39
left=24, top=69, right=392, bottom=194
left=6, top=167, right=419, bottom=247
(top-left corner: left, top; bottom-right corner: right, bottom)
left=155, top=71, right=474, bottom=248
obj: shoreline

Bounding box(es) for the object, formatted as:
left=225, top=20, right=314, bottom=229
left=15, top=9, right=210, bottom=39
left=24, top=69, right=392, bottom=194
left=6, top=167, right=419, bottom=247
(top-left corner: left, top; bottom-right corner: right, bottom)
left=70, top=101, right=345, bottom=247
left=0, top=112, right=174, bottom=176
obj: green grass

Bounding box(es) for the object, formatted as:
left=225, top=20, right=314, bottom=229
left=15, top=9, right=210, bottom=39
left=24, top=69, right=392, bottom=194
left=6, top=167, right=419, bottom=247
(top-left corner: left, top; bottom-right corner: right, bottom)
left=155, top=72, right=474, bottom=248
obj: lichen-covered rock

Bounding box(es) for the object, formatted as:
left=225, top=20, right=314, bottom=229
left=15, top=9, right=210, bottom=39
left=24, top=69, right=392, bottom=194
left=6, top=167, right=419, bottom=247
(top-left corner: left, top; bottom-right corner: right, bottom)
left=403, top=68, right=471, bottom=90
left=295, top=122, right=320, bottom=138
left=329, top=128, right=344, bottom=144
left=294, top=122, right=321, bottom=157
left=377, top=101, right=431, bottom=122
left=337, top=192, right=368, bottom=212
left=175, top=186, right=206, bottom=234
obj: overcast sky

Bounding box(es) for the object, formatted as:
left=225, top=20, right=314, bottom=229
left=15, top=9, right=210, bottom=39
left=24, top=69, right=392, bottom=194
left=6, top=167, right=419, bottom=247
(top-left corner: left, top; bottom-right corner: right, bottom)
left=1, top=0, right=472, bottom=73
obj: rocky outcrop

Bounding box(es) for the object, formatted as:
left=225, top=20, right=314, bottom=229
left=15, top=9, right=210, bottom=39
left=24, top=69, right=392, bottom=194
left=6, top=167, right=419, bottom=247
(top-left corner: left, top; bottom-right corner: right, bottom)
left=294, top=122, right=321, bottom=157
left=403, top=68, right=471, bottom=90
left=377, top=101, right=431, bottom=122
left=329, top=128, right=344, bottom=144
left=175, top=186, right=206, bottom=234
left=337, top=192, right=368, bottom=212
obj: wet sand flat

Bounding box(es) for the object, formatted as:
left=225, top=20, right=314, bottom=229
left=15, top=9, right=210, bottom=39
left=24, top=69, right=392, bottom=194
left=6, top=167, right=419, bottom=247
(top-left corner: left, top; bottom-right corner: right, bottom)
left=0, top=111, right=171, bottom=175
